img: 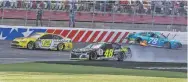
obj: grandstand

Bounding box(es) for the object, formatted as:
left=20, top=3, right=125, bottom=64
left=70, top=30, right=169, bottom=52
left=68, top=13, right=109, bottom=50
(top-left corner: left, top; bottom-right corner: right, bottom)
left=0, top=0, right=187, bottom=31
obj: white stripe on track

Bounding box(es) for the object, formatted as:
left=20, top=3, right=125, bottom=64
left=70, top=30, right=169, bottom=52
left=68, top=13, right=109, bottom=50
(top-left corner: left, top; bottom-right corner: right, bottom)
left=101, top=31, right=111, bottom=42
left=72, top=30, right=80, bottom=41
left=93, top=31, right=103, bottom=42
left=86, top=30, right=95, bottom=42
left=78, top=30, right=88, bottom=42
left=108, top=31, right=118, bottom=42
left=65, top=30, right=72, bottom=38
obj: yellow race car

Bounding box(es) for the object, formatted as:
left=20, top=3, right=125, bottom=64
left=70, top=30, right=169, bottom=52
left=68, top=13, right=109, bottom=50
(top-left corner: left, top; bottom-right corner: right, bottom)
left=11, top=32, right=73, bottom=51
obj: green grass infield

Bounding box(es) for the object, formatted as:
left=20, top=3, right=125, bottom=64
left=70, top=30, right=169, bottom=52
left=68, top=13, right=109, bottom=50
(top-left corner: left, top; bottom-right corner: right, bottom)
left=0, top=63, right=186, bottom=82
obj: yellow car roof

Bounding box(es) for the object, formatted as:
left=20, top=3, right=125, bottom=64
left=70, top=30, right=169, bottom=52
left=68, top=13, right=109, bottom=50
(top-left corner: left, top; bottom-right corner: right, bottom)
left=34, top=32, right=71, bottom=39
left=35, top=32, right=48, bottom=35
left=34, top=32, right=53, bottom=36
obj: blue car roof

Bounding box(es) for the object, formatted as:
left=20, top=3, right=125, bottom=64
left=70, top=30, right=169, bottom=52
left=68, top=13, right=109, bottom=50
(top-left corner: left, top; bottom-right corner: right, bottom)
left=139, top=32, right=160, bottom=34
left=154, top=32, right=161, bottom=35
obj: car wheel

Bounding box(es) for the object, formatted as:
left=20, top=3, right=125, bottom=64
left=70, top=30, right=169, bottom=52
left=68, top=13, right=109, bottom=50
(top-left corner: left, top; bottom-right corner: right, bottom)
left=57, top=43, right=65, bottom=51
left=125, top=48, right=132, bottom=59
left=117, top=52, right=124, bottom=61
left=89, top=51, right=97, bottom=60
left=178, top=43, right=182, bottom=48
left=163, top=42, right=171, bottom=49
left=136, top=37, right=142, bottom=44
left=27, top=41, right=35, bottom=50
left=175, top=43, right=182, bottom=49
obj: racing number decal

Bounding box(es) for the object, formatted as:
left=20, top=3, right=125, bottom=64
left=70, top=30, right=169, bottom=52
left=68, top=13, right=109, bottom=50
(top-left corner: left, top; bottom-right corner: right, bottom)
left=41, top=40, right=52, bottom=47
left=104, top=49, right=114, bottom=58
left=148, top=38, right=158, bottom=45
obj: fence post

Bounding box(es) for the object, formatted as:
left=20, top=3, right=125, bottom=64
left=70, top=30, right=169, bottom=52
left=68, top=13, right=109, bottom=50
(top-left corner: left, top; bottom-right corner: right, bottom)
left=1, top=5, right=4, bottom=24
left=171, top=5, right=175, bottom=30
left=48, top=8, right=52, bottom=27
left=104, top=0, right=106, bottom=13
left=92, top=0, right=95, bottom=28
left=132, top=4, right=135, bottom=28
left=151, top=4, right=156, bottom=30
left=24, top=7, right=28, bottom=26
left=69, top=0, right=76, bottom=28
left=112, top=4, right=115, bottom=24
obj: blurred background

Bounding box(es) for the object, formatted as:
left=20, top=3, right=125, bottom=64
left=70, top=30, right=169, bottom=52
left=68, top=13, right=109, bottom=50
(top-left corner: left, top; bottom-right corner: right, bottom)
left=0, top=0, right=187, bottom=32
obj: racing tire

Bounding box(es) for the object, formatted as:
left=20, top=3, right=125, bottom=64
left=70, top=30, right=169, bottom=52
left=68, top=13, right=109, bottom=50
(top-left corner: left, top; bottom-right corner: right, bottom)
left=57, top=43, right=65, bottom=51
left=117, top=52, right=125, bottom=61
left=125, top=48, right=132, bottom=59
left=163, top=42, right=171, bottom=49
left=27, top=41, right=35, bottom=50
left=128, top=38, right=135, bottom=44
left=135, top=37, right=142, bottom=44
left=178, top=43, right=182, bottom=48
left=89, top=51, right=97, bottom=60
left=127, top=38, right=131, bottom=42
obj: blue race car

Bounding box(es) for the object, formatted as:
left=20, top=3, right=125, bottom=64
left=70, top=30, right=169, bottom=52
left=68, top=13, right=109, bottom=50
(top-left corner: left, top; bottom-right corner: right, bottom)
left=127, top=32, right=182, bottom=49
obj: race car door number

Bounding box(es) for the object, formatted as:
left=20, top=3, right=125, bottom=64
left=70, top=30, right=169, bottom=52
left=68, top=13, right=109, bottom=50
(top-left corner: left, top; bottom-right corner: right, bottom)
left=148, top=38, right=158, bottom=45
left=41, top=40, right=52, bottom=47
left=104, top=49, right=114, bottom=58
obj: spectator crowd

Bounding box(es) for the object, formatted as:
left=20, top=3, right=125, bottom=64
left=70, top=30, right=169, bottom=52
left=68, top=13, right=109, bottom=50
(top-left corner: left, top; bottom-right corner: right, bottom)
left=0, top=0, right=187, bottom=16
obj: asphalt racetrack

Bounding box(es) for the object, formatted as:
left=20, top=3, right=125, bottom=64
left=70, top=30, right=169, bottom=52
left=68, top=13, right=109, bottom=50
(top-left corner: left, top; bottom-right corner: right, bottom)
left=0, top=40, right=187, bottom=64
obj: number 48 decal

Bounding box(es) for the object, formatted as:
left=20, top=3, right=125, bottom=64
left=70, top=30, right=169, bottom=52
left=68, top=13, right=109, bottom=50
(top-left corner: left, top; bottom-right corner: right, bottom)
left=104, top=49, right=114, bottom=58
left=148, top=38, right=158, bottom=44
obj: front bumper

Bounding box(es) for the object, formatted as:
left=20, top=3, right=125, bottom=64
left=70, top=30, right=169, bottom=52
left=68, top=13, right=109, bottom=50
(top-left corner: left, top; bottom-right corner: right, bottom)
left=70, top=52, right=89, bottom=60
left=171, top=43, right=182, bottom=49
left=10, top=41, right=26, bottom=48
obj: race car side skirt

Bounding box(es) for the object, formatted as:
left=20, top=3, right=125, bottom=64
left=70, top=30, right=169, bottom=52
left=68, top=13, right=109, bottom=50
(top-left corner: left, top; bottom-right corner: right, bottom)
left=70, top=53, right=89, bottom=60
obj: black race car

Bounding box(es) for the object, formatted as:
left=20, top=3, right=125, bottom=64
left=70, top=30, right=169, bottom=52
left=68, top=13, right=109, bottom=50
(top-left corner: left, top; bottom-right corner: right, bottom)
left=70, top=42, right=132, bottom=61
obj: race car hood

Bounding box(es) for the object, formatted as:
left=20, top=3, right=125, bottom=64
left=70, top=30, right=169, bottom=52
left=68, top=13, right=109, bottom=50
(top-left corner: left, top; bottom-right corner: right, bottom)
left=13, top=37, right=37, bottom=42
left=72, top=48, right=97, bottom=53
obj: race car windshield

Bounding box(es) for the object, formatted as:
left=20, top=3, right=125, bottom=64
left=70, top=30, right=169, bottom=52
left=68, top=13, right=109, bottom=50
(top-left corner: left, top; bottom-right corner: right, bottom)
left=85, top=43, right=103, bottom=48
left=28, top=34, right=41, bottom=38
